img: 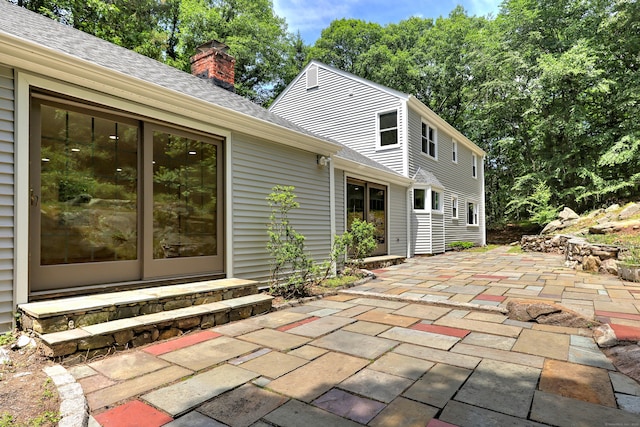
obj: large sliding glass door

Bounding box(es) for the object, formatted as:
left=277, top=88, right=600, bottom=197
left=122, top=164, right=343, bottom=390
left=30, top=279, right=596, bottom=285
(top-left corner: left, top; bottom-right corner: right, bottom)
left=346, top=179, right=387, bottom=256
left=29, top=95, right=223, bottom=293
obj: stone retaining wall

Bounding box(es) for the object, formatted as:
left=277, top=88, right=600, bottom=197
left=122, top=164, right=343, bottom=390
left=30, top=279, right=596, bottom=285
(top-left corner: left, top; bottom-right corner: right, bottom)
left=521, top=235, right=620, bottom=274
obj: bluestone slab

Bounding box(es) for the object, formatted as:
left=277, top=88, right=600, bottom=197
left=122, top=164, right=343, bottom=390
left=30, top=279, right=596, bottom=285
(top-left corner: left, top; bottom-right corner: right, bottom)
left=159, top=336, right=260, bottom=370
left=403, top=363, right=471, bottom=408
left=263, top=399, right=361, bottom=427
left=379, top=326, right=460, bottom=350
left=440, top=400, right=546, bottom=427
left=339, top=369, right=413, bottom=403
left=311, top=330, right=398, bottom=359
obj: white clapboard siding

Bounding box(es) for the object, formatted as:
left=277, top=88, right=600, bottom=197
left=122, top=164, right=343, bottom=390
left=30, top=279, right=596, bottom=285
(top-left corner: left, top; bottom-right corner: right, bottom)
left=407, top=109, right=484, bottom=247
left=0, top=66, right=14, bottom=333
left=271, top=65, right=405, bottom=174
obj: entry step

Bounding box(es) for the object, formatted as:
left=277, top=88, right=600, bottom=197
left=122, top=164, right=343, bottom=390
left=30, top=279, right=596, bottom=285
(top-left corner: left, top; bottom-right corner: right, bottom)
left=19, top=278, right=259, bottom=334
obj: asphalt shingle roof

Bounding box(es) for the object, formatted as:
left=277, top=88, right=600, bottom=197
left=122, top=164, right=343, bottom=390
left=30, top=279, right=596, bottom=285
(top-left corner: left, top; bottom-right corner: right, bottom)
left=412, top=167, right=444, bottom=188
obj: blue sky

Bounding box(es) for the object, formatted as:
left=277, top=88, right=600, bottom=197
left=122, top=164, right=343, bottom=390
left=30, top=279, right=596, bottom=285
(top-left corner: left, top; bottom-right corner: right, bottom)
left=273, top=0, right=503, bottom=44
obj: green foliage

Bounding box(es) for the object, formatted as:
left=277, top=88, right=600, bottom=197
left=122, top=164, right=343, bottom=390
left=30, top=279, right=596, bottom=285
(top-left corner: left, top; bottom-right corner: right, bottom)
left=0, top=332, right=15, bottom=346
left=449, top=241, right=475, bottom=251
left=507, top=179, right=561, bottom=226
left=343, top=218, right=376, bottom=267
left=266, top=185, right=315, bottom=298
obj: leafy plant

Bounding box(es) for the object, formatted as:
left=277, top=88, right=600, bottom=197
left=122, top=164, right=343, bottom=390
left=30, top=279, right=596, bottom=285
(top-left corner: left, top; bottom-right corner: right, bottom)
left=507, top=179, right=561, bottom=226
left=0, top=332, right=15, bottom=347
left=266, top=185, right=316, bottom=298
left=343, top=218, right=376, bottom=267
left=449, top=241, right=475, bottom=251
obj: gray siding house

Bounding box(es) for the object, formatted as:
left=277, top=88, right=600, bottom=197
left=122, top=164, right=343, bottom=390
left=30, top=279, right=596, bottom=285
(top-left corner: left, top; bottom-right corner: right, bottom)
left=0, top=3, right=411, bottom=332
left=270, top=61, right=486, bottom=257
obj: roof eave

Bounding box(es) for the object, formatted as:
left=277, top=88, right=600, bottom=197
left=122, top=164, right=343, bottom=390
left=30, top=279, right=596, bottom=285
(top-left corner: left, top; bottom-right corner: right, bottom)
left=407, top=96, right=486, bottom=157
left=0, top=31, right=340, bottom=156
left=333, top=156, right=413, bottom=187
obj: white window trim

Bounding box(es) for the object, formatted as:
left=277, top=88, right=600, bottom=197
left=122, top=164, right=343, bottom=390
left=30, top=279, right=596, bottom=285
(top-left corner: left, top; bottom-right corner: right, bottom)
left=413, top=187, right=428, bottom=212
left=451, top=195, right=459, bottom=219
left=420, top=119, right=437, bottom=160
left=376, top=109, right=400, bottom=151
left=452, top=140, right=458, bottom=164
left=467, top=200, right=479, bottom=226
left=472, top=153, right=478, bottom=179
left=430, top=188, right=443, bottom=214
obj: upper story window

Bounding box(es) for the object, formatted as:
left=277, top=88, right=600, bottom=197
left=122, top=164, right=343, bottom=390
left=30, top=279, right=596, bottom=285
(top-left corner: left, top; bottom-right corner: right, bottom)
left=378, top=111, right=398, bottom=148
left=306, top=64, right=318, bottom=89
left=413, top=188, right=426, bottom=210
left=452, top=141, right=458, bottom=163
left=472, top=153, right=478, bottom=178
left=421, top=121, right=437, bottom=159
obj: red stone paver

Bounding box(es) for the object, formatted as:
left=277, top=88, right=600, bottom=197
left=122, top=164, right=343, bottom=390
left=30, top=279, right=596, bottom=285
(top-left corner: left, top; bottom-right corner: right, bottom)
left=93, top=400, right=172, bottom=427
left=277, top=316, right=319, bottom=331
left=143, top=330, right=221, bottom=356
left=474, top=294, right=506, bottom=302
left=609, top=323, right=640, bottom=341
left=595, top=310, right=640, bottom=321
left=410, top=323, right=470, bottom=338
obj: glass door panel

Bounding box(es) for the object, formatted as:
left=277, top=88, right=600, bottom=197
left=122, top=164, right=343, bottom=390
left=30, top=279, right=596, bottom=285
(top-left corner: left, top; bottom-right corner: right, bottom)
left=144, top=125, right=223, bottom=278
left=30, top=100, right=140, bottom=291
left=346, top=181, right=365, bottom=229
left=368, top=185, right=386, bottom=256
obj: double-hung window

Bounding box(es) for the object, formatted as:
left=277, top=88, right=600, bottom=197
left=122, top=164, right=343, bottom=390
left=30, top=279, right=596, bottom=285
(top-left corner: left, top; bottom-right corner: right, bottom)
left=378, top=111, right=398, bottom=147
left=421, top=121, right=437, bottom=159
left=452, top=196, right=459, bottom=219
left=472, top=153, right=478, bottom=178
left=452, top=141, right=458, bottom=163
left=431, top=190, right=442, bottom=212
left=468, top=202, right=479, bottom=226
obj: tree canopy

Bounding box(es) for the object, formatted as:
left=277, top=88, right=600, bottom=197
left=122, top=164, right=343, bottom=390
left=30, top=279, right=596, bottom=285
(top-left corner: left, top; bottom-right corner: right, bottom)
left=14, top=0, right=640, bottom=224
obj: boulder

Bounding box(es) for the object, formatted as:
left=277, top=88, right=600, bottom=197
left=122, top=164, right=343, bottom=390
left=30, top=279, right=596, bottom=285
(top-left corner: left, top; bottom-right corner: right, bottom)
left=558, top=207, right=580, bottom=221
left=618, top=202, right=640, bottom=220
left=594, top=324, right=618, bottom=348
left=605, top=203, right=620, bottom=213
left=601, top=259, right=619, bottom=275
left=541, top=220, right=562, bottom=235
left=583, top=255, right=602, bottom=272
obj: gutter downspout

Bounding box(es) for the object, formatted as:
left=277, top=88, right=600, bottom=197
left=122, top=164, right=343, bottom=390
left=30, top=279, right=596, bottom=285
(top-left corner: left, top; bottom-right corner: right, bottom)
left=329, top=157, right=336, bottom=275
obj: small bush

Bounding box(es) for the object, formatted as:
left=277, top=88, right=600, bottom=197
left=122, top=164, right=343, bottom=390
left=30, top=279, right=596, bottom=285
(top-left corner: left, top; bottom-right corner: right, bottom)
left=449, top=241, right=475, bottom=251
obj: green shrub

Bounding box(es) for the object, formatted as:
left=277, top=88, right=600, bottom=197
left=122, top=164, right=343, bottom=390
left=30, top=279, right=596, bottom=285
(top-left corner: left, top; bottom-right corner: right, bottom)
left=449, top=241, right=475, bottom=251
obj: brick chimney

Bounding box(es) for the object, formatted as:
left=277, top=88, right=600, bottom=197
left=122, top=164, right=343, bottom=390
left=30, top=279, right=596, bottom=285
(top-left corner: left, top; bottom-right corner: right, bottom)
left=190, top=40, right=236, bottom=92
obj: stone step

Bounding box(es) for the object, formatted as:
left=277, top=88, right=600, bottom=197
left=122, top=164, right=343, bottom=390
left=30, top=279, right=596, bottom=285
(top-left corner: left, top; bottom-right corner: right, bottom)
left=362, top=255, right=405, bottom=270
left=19, top=278, right=259, bottom=334
left=39, top=293, right=274, bottom=358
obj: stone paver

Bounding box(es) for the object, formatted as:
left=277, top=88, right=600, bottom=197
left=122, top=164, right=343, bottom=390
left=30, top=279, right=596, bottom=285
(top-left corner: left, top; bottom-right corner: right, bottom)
left=159, top=336, right=260, bottom=370
left=539, top=359, right=616, bottom=407
left=142, top=364, right=257, bottom=416
left=263, top=399, right=361, bottom=427
left=368, top=397, right=438, bottom=427
left=70, top=247, right=640, bottom=427
left=87, top=365, right=191, bottom=410
left=456, top=359, right=540, bottom=418
left=379, top=326, right=460, bottom=349
left=311, top=330, right=398, bottom=359
left=512, top=328, right=570, bottom=360
left=267, top=352, right=368, bottom=402
left=285, top=315, right=356, bottom=337
left=369, top=352, right=433, bottom=380
left=93, top=400, right=172, bottom=427
left=197, top=384, right=288, bottom=427
left=313, top=388, right=386, bottom=424
left=339, top=369, right=413, bottom=403
left=403, top=363, right=471, bottom=408
left=238, top=351, right=308, bottom=378
left=237, top=328, right=310, bottom=351
left=440, top=400, right=544, bottom=427
left=89, top=352, right=170, bottom=381
left=164, top=411, right=227, bottom=427
left=530, top=390, right=639, bottom=426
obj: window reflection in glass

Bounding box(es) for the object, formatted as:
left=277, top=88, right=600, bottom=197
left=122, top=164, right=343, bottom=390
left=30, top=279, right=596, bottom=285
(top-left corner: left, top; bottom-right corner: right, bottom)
left=39, top=105, right=138, bottom=265
left=153, top=132, right=217, bottom=258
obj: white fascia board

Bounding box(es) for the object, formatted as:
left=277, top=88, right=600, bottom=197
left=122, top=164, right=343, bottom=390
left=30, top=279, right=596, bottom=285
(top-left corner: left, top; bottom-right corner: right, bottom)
left=407, top=96, right=485, bottom=157
left=0, top=32, right=340, bottom=157
left=333, top=157, right=413, bottom=187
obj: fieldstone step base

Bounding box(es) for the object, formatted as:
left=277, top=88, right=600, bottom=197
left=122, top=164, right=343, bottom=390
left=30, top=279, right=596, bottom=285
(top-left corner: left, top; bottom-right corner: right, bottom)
left=19, top=278, right=259, bottom=334
left=362, top=255, right=405, bottom=270
left=40, top=293, right=273, bottom=359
